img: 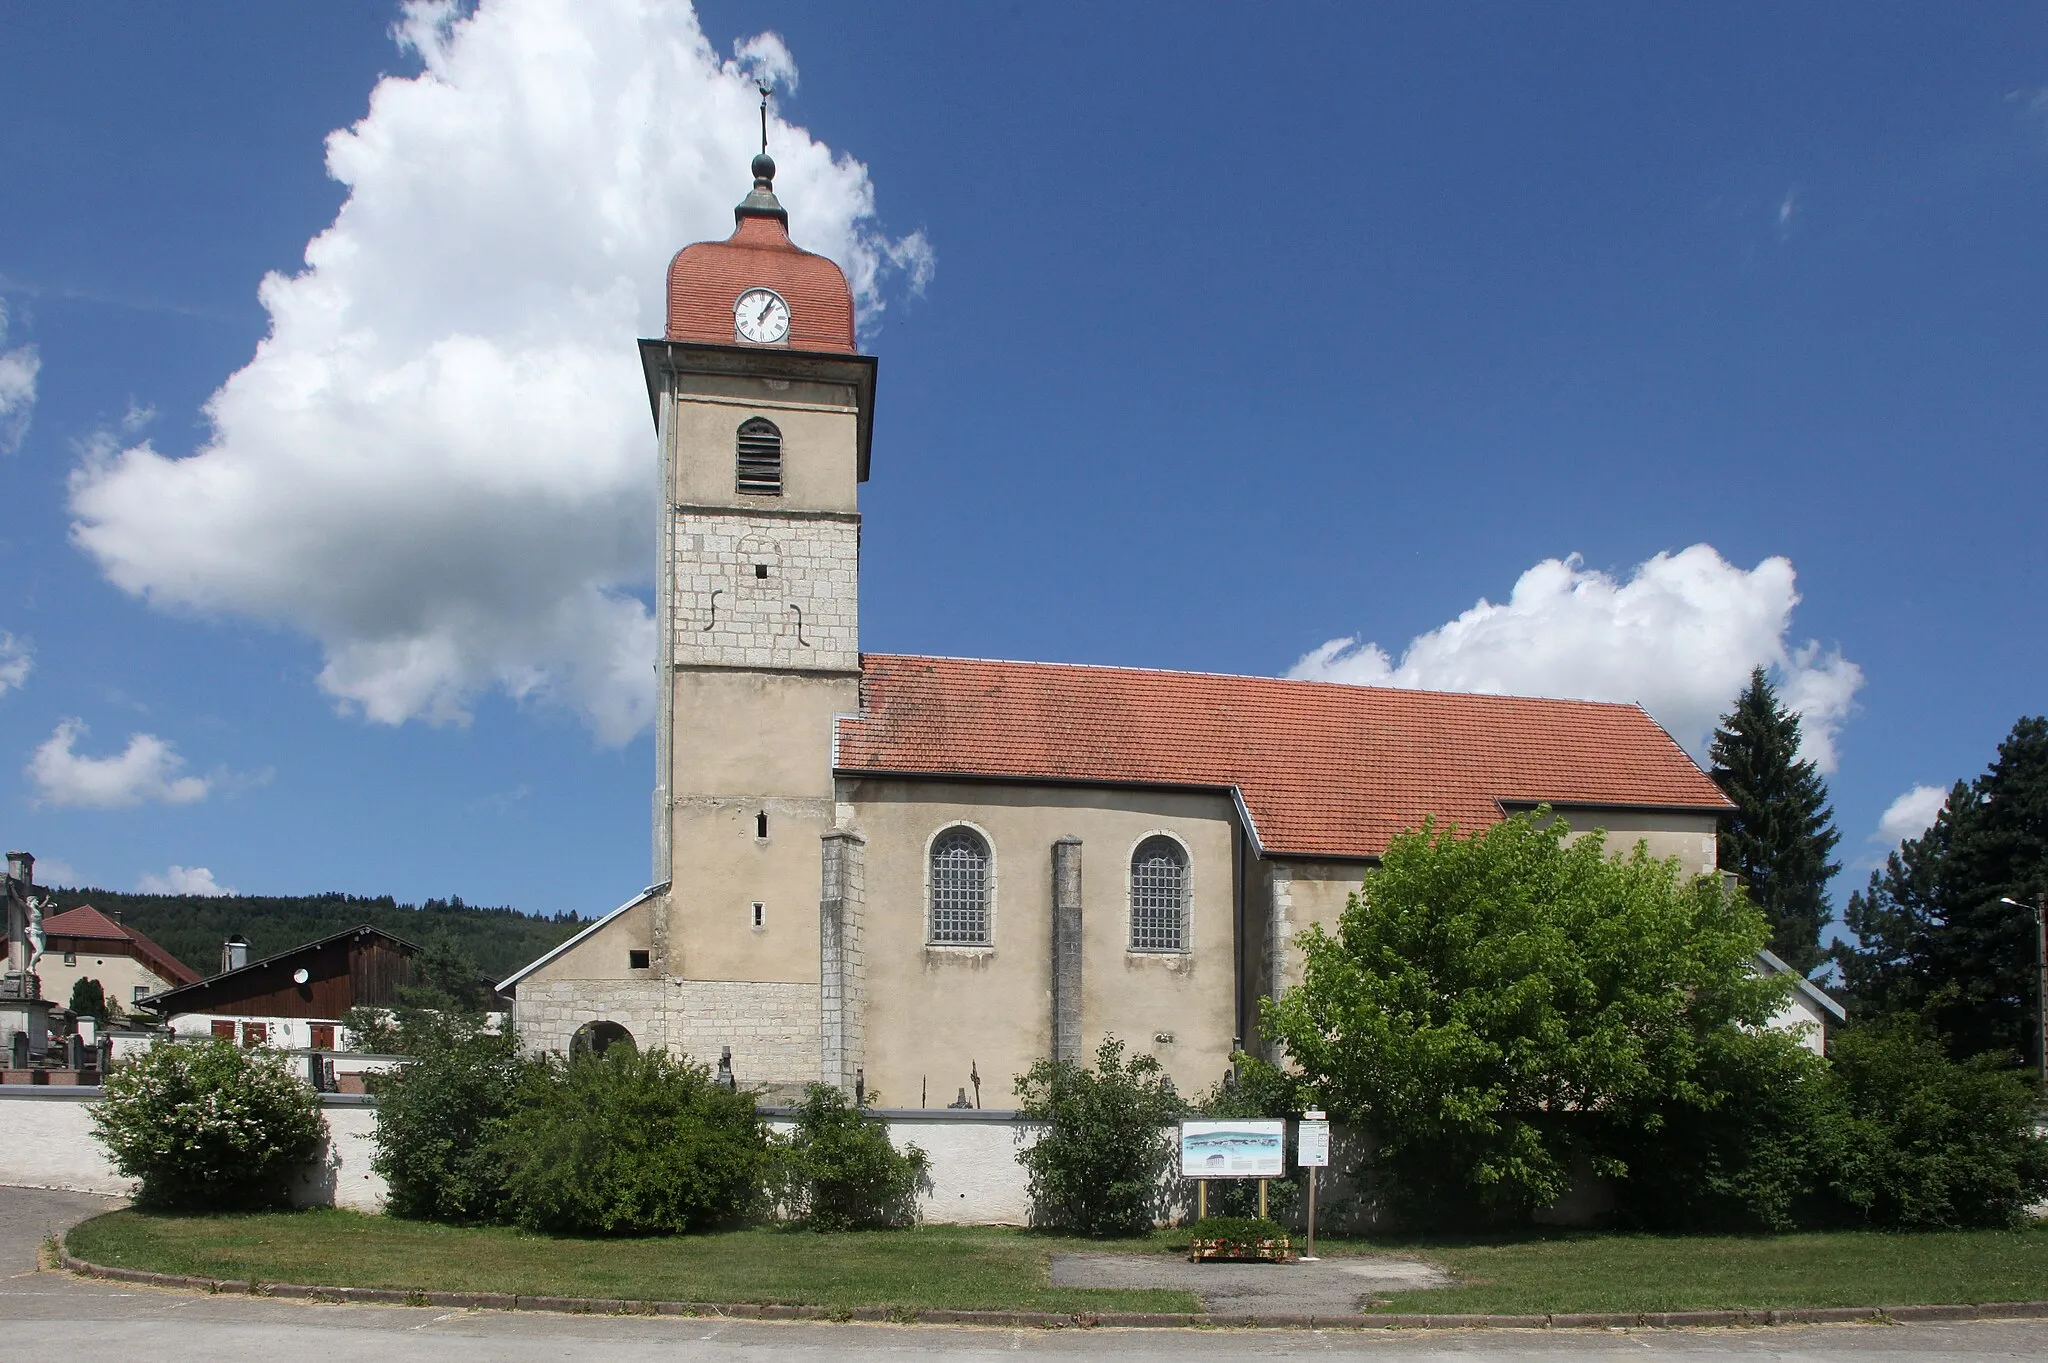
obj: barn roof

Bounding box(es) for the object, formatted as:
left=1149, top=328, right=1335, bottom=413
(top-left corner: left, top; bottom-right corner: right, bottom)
left=835, top=654, right=1731, bottom=860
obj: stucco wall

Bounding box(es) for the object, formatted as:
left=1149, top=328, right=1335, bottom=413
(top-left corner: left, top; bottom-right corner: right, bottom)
left=840, top=777, right=1240, bottom=1109
left=1532, top=805, right=1721, bottom=876
left=0, top=1089, right=387, bottom=1212
left=37, top=950, right=181, bottom=1014
left=667, top=382, right=860, bottom=514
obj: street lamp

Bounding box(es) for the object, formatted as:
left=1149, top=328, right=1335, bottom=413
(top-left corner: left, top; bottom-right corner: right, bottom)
left=1997, top=895, right=2048, bottom=1089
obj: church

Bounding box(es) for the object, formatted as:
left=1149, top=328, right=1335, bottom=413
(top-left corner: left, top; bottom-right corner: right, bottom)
left=502, top=151, right=1733, bottom=1106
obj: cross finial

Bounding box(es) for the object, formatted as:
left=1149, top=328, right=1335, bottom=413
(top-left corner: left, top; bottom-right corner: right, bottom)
left=756, top=81, right=771, bottom=155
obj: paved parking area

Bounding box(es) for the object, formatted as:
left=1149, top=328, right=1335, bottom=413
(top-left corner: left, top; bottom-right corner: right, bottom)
left=1051, top=1250, right=1449, bottom=1314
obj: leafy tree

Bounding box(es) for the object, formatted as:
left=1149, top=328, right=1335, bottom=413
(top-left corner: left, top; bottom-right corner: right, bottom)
left=89, top=1038, right=326, bottom=1209
left=1840, top=716, right=2048, bottom=1064
left=1014, top=1036, right=1187, bottom=1236
left=498, top=1046, right=767, bottom=1235
left=369, top=1020, right=537, bottom=1222
left=68, top=976, right=111, bottom=1022
left=1263, top=810, right=1784, bottom=1226
left=770, top=1084, right=929, bottom=1230
left=1709, top=667, right=1842, bottom=976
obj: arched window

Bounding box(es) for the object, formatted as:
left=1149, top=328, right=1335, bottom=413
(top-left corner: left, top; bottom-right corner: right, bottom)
left=929, top=827, right=991, bottom=944
left=736, top=417, right=782, bottom=495
left=1129, top=836, right=1188, bottom=951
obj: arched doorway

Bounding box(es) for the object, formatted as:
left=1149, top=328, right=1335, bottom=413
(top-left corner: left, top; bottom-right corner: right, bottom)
left=569, top=1020, right=634, bottom=1058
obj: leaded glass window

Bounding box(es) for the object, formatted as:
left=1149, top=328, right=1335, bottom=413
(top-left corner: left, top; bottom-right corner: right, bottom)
left=929, top=828, right=991, bottom=944
left=1129, top=836, right=1188, bottom=951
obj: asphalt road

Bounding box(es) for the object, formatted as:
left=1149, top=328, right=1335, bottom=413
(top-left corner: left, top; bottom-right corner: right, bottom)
left=7, top=1185, right=2047, bottom=1360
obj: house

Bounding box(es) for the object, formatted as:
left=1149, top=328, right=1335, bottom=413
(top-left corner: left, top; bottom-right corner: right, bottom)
left=141, top=924, right=439, bottom=1051
left=1756, top=948, right=1848, bottom=1055
left=36, top=904, right=200, bottom=1013
left=503, top=148, right=1738, bottom=1106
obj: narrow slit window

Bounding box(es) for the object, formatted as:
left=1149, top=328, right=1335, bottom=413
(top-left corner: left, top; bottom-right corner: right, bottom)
left=736, top=417, right=783, bottom=496
left=752, top=901, right=765, bottom=929
left=756, top=811, right=769, bottom=839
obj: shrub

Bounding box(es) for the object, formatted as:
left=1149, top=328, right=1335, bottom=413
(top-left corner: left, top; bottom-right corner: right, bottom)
left=1828, top=1018, right=2048, bottom=1229
left=1014, top=1035, right=1186, bottom=1236
left=369, top=1021, right=536, bottom=1222
left=68, top=977, right=111, bottom=1023
left=1186, top=1215, right=1288, bottom=1245
left=771, top=1084, right=929, bottom=1229
left=1193, top=1055, right=1303, bottom=1223
left=89, top=1038, right=326, bottom=1210
left=1610, top=1026, right=1846, bottom=1232
left=498, top=1046, right=767, bottom=1235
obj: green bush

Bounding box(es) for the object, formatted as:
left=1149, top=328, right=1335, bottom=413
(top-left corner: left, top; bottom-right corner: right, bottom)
left=771, top=1084, right=929, bottom=1230
left=498, top=1046, right=767, bottom=1235
left=68, top=977, right=111, bottom=1022
left=1610, top=1026, right=1846, bottom=1232
left=1193, top=1055, right=1303, bottom=1223
left=369, top=1021, right=536, bottom=1222
left=1828, top=1018, right=2048, bottom=1229
left=89, top=1038, right=326, bottom=1210
left=1014, top=1035, right=1186, bottom=1236
left=1186, top=1214, right=1288, bottom=1244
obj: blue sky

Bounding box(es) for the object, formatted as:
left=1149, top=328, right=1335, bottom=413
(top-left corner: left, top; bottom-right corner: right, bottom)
left=1, top=1, right=2042, bottom=921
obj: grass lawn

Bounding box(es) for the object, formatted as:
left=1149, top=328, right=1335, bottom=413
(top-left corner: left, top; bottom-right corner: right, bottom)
left=65, top=1210, right=1199, bottom=1314
left=66, top=1211, right=2048, bottom=1316
left=1323, top=1224, right=2048, bottom=1315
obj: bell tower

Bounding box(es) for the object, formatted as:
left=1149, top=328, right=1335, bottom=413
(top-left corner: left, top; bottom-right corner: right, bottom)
left=638, top=142, right=876, bottom=1091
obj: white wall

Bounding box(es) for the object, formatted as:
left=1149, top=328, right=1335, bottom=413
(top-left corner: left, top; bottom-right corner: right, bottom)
left=0, top=1089, right=388, bottom=1212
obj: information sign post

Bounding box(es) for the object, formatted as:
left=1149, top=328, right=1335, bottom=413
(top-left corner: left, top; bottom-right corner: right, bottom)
left=1297, top=1110, right=1330, bottom=1260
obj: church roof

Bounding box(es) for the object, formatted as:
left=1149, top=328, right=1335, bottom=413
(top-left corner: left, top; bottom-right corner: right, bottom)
left=836, top=654, right=1732, bottom=860
left=40, top=905, right=201, bottom=987
left=664, top=154, right=856, bottom=352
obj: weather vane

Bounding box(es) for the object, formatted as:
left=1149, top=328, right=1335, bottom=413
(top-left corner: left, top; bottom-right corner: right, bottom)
left=756, top=81, right=772, bottom=155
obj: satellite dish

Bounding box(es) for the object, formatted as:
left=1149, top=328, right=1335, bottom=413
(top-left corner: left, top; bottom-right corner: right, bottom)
left=292, top=968, right=310, bottom=985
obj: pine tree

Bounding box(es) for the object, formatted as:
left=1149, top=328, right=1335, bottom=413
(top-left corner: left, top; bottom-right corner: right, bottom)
left=1842, top=717, right=2048, bottom=1063
left=1708, top=668, right=1843, bottom=976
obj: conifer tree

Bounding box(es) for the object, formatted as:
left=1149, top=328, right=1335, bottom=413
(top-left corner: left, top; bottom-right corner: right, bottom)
left=1708, top=668, right=1842, bottom=976
left=1841, top=717, right=2048, bottom=1063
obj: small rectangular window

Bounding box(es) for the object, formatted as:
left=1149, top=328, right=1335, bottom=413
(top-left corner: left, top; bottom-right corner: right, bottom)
left=132, top=985, right=149, bottom=1002
left=310, top=1023, right=336, bottom=1050
left=63, top=951, right=76, bottom=966
left=628, top=949, right=650, bottom=970
left=211, top=1019, right=236, bottom=1040
left=241, top=1021, right=267, bottom=1048
left=754, top=563, right=769, bottom=579
left=755, top=811, right=769, bottom=839
left=752, top=901, right=765, bottom=929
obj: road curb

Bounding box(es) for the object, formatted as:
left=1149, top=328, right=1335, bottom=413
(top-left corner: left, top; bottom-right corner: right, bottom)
left=55, top=1243, right=2048, bottom=1332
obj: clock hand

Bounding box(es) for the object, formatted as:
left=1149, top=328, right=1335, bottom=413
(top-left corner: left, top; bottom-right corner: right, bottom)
left=757, top=299, right=776, bottom=324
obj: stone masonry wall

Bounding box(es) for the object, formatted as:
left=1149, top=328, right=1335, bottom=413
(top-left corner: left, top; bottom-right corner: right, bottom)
left=820, top=828, right=866, bottom=1095
left=517, top=977, right=820, bottom=1094
left=672, top=511, right=858, bottom=672
left=516, top=979, right=674, bottom=1057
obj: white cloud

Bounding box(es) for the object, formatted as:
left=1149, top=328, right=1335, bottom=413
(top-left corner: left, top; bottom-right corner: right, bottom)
left=30, top=857, right=80, bottom=887
left=25, top=720, right=212, bottom=809
left=66, top=0, right=929, bottom=745
left=0, top=631, right=30, bottom=697
left=136, top=865, right=235, bottom=896
left=1289, top=545, right=1863, bottom=772
left=0, top=299, right=41, bottom=455
left=1874, top=784, right=1947, bottom=848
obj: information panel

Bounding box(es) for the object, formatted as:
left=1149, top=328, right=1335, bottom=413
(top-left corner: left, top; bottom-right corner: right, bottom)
left=1297, top=1119, right=1330, bottom=1168
left=1179, top=1119, right=1286, bottom=1179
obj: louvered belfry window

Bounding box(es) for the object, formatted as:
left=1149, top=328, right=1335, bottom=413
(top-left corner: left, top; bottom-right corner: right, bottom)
left=736, top=417, right=783, bottom=495
left=1130, top=836, right=1188, bottom=951
left=930, top=828, right=991, bottom=944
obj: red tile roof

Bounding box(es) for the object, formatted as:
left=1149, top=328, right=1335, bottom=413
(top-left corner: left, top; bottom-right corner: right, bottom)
left=836, top=655, right=1731, bottom=860
left=666, top=215, right=856, bottom=353
left=41, top=905, right=202, bottom=987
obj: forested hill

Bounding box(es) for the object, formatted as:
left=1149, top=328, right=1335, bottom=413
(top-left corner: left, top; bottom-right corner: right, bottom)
left=42, top=889, right=586, bottom=983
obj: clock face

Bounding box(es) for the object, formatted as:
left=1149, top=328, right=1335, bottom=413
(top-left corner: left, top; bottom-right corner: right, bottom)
left=734, top=287, right=790, bottom=344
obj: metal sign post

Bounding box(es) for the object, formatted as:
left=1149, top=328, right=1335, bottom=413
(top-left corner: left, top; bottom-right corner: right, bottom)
left=1297, top=1110, right=1330, bottom=1260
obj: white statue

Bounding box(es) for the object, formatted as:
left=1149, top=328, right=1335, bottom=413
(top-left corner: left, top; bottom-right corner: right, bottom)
left=25, top=894, right=44, bottom=974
